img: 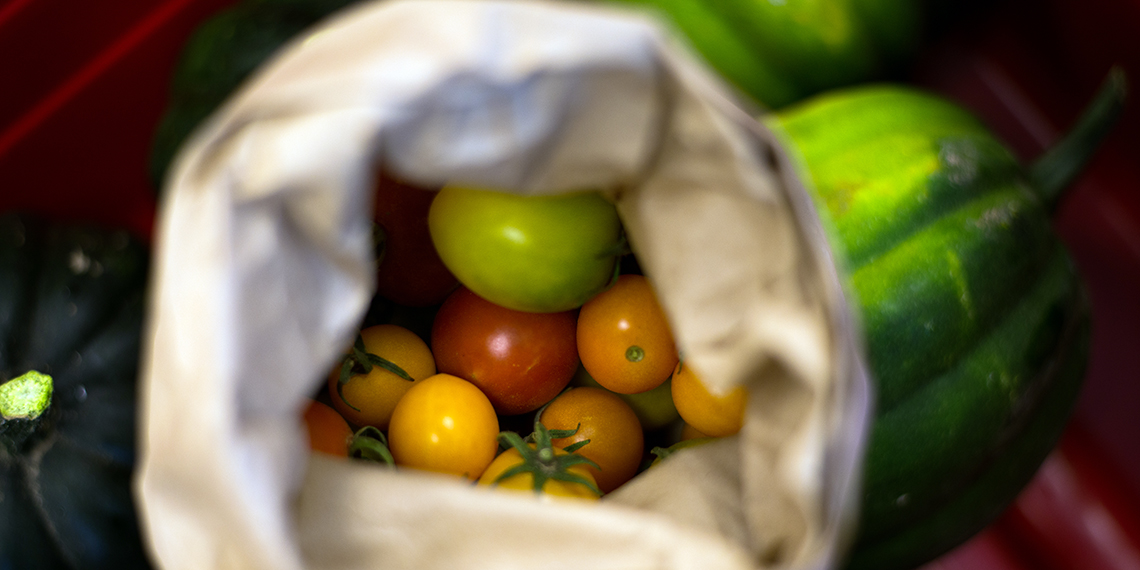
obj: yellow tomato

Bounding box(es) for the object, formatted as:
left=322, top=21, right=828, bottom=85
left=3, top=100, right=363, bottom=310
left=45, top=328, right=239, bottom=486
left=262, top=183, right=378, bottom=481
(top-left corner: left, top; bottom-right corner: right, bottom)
left=478, top=446, right=600, bottom=500
left=327, top=324, right=436, bottom=430
left=670, top=361, right=747, bottom=437
left=387, top=373, right=499, bottom=480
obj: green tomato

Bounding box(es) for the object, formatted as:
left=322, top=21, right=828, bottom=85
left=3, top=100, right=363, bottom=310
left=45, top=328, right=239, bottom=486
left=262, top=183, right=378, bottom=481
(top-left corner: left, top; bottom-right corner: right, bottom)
left=428, top=186, right=623, bottom=313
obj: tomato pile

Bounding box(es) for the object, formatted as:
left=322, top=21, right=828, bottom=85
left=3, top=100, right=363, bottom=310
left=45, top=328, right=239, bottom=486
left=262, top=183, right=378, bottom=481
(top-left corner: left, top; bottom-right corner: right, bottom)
left=301, top=173, right=750, bottom=499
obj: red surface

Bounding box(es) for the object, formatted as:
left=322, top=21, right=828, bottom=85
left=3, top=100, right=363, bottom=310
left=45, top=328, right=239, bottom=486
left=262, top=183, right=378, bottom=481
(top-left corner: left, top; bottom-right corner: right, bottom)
left=1, top=0, right=1138, bottom=568
left=0, top=0, right=240, bottom=241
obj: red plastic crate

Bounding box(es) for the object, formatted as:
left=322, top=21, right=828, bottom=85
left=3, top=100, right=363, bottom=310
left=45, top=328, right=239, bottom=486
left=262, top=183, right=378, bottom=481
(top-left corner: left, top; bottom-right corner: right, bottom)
left=2, top=0, right=1137, bottom=568
left=0, top=0, right=240, bottom=240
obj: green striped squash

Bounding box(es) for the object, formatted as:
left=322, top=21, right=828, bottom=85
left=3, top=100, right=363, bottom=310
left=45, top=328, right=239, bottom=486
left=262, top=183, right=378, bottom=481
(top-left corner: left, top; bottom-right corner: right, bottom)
left=767, top=74, right=1123, bottom=569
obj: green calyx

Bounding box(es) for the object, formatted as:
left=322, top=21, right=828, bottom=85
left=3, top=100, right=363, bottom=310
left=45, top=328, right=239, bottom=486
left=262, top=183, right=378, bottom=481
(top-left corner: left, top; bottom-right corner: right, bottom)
left=495, top=421, right=602, bottom=497
left=0, top=371, right=53, bottom=421
left=337, top=333, right=414, bottom=412
left=649, top=437, right=716, bottom=467
left=348, top=426, right=395, bottom=467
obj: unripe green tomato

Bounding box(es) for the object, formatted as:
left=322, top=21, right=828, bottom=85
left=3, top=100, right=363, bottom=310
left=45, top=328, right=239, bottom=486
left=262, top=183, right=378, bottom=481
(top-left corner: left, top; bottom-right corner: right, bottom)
left=428, top=186, right=623, bottom=313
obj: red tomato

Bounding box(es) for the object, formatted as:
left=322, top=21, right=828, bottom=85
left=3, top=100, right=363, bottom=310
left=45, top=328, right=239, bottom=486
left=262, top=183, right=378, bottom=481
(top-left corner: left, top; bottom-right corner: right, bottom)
left=373, top=172, right=459, bottom=307
left=431, top=287, right=579, bottom=415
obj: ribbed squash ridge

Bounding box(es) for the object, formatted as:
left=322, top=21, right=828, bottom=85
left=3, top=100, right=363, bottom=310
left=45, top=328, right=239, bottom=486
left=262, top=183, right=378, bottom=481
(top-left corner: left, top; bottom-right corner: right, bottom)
left=770, top=85, right=1089, bottom=570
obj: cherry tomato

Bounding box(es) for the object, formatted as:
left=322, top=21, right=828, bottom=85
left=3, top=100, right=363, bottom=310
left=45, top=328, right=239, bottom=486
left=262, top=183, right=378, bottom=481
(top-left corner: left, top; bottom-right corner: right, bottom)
left=577, top=274, right=678, bottom=394
left=572, top=365, right=680, bottom=431
left=302, top=399, right=353, bottom=457
left=671, top=361, right=747, bottom=437
left=432, top=287, right=579, bottom=415
left=327, top=324, right=436, bottom=430
left=680, top=422, right=708, bottom=441
left=387, top=373, right=500, bottom=479
left=428, top=186, right=623, bottom=313
left=478, top=445, right=601, bottom=501
left=539, top=387, right=644, bottom=493
left=373, top=173, right=458, bottom=307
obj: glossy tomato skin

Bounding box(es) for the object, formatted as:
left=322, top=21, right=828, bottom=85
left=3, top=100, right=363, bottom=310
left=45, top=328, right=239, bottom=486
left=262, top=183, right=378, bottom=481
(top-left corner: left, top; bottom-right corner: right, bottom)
left=572, top=365, right=680, bottom=431
left=577, top=274, right=678, bottom=394
left=671, top=361, right=747, bottom=438
left=303, top=399, right=353, bottom=457
left=432, top=287, right=579, bottom=415
left=387, top=373, right=500, bottom=480
left=428, top=186, right=623, bottom=313
left=540, top=387, right=645, bottom=493
left=373, top=173, right=458, bottom=307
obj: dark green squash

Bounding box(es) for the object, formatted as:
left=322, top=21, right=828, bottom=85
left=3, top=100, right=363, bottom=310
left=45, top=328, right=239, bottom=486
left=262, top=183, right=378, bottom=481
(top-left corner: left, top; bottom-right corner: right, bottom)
left=149, top=0, right=361, bottom=189
left=0, top=214, right=152, bottom=569
left=598, top=0, right=925, bottom=109
left=148, top=0, right=948, bottom=189
left=767, top=71, right=1124, bottom=570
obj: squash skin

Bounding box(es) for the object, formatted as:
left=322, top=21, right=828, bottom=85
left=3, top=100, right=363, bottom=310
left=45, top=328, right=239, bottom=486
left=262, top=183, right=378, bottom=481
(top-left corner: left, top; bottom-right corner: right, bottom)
left=0, top=214, right=152, bottom=569
left=769, top=86, right=1090, bottom=570
left=150, top=0, right=924, bottom=186
left=602, top=0, right=924, bottom=109
left=149, top=0, right=360, bottom=188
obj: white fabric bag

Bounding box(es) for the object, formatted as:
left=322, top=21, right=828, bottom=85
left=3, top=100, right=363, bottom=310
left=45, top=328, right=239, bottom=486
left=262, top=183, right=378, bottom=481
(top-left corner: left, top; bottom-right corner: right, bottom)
left=136, top=1, right=872, bottom=569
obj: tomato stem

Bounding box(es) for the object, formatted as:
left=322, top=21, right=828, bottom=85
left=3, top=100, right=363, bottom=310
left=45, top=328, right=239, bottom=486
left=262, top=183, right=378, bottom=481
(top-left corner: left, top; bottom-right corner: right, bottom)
left=349, top=426, right=395, bottom=466
left=336, top=333, right=416, bottom=412
left=494, top=422, right=602, bottom=497
left=625, top=345, right=645, bottom=363
left=595, top=233, right=630, bottom=260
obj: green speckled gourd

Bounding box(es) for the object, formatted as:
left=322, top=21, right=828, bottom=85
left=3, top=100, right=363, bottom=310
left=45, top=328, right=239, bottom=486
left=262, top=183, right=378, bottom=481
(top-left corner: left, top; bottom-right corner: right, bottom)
left=0, top=214, right=152, bottom=569
left=767, top=72, right=1124, bottom=570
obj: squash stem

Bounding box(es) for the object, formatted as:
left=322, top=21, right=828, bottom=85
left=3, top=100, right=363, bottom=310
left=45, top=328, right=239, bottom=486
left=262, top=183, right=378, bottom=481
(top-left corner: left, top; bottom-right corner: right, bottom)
left=0, top=371, right=52, bottom=421
left=1030, top=67, right=1128, bottom=210
left=0, top=371, right=53, bottom=453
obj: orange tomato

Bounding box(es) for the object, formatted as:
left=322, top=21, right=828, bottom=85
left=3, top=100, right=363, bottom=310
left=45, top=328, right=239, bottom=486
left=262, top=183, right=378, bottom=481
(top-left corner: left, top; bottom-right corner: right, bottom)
left=539, top=387, right=644, bottom=493
left=576, top=274, right=678, bottom=394
left=671, top=361, right=747, bottom=437
left=478, top=445, right=600, bottom=500
left=679, top=421, right=708, bottom=441
left=387, top=373, right=500, bottom=480
left=572, top=365, right=680, bottom=430
left=327, top=324, right=436, bottom=430
left=302, top=399, right=353, bottom=457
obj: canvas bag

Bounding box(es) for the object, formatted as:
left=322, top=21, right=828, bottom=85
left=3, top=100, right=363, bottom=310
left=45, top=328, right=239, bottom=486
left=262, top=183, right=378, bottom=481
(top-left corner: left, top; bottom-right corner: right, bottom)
left=136, top=1, right=872, bottom=569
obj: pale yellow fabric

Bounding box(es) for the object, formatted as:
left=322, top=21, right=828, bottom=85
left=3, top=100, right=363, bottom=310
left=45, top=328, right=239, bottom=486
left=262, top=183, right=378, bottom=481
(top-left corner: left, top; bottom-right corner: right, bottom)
left=136, top=1, right=871, bottom=569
